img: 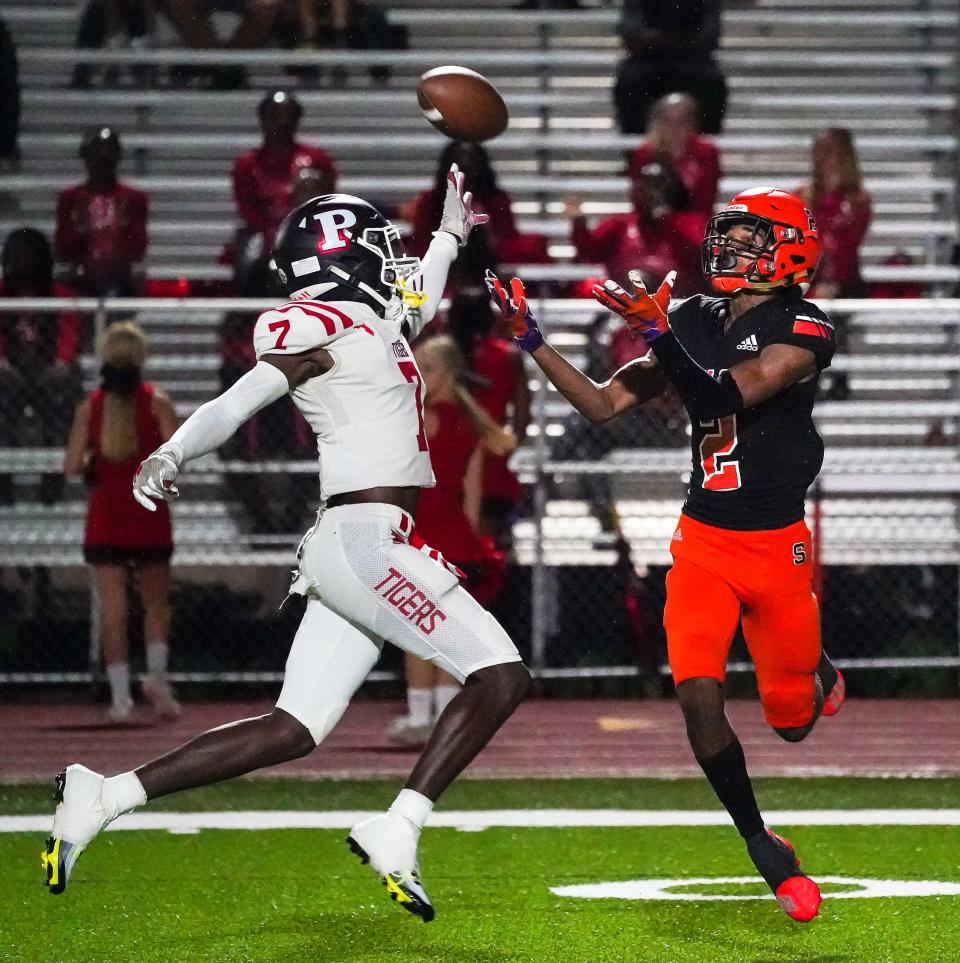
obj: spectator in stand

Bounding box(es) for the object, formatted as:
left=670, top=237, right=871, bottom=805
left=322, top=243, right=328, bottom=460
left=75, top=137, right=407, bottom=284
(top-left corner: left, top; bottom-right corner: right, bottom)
left=569, top=160, right=704, bottom=296
left=614, top=0, right=727, bottom=135
left=279, top=0, right=408, bottom=85
left=627, top=92, right=721, bottom=227
left=797, top=128, right=872, bottom=299
left=72, top=0, right=156, bottom=89
left=56, top=127, right=148, bottom=297
left=228, top=90, right=337, bottom=292
left=0, top=229, right=83, bottom=505
left=389, top=336, right=515, bottom=747
left=64, top=321, right=180, bottom=723
left=0, top=15, right=20, bottom=170
left=448, top=290, right=530, bottom=545
left=405, top=141, right=550, bottom=270
left=161, top=0, right=285, bottom=90
left=218, top=104, right=331, bottom=532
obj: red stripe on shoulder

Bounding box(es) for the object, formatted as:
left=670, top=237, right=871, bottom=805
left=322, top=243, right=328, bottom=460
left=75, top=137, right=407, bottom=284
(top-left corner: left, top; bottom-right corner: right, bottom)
left=793, top=318, right=832, bottom=339
left=313, top=302, right=357, bottom=331
left=276, top=303, right=336, bottom=336
left=286, top=302, right=357, bottom=333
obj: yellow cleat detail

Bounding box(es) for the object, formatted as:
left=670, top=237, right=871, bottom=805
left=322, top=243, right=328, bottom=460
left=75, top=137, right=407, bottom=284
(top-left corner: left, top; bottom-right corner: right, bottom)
left=41, top=838, right=60, bottom=889
left=385, top=874, right=414, bottom=904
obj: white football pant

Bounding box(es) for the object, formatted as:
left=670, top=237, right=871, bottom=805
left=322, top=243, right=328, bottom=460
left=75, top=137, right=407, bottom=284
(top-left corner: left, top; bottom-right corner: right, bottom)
left=276, top=503, right=521, bottom=743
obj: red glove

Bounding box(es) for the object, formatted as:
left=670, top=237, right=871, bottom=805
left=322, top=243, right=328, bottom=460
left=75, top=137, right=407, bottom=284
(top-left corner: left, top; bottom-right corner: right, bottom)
left=485, top=270, right=544, bottom=352
left=592, top=269, right=676, bottom=342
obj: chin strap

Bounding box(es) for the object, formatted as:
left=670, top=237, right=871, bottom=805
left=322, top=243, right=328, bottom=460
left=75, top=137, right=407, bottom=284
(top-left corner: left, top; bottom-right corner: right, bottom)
left=328, top=264, right=392, bottom=308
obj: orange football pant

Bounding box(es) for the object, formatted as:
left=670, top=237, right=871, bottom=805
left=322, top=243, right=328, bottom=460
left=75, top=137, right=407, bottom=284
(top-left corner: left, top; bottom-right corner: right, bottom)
left=663, top=513, right=821, bottom=730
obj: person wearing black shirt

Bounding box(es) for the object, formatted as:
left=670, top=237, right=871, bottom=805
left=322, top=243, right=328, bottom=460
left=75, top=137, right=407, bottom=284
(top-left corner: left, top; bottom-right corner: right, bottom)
left=614, top=0, right=728, bottom=134
left=487, top=187, right=846, bottom=924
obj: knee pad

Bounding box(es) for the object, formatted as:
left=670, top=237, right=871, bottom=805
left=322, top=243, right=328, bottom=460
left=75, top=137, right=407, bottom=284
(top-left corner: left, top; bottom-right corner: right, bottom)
left=760, top=675, right=817, bottom=731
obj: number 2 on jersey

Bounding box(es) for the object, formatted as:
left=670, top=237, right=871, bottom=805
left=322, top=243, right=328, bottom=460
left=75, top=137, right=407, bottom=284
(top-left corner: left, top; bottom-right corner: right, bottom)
left=396, top=359, right=428, bottom=452
left=699, top=415, right=741, bottom=491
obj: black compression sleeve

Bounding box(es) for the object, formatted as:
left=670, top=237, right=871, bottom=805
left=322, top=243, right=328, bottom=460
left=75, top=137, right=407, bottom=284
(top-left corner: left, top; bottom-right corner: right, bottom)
left=650, top=331, right=744, bottom=419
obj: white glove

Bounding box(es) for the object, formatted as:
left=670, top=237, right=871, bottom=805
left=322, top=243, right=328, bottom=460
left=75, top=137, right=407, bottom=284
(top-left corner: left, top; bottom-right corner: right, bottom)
left=133, top=442, right=183, bottom=512
left=437, top=162, right=490, bottom=247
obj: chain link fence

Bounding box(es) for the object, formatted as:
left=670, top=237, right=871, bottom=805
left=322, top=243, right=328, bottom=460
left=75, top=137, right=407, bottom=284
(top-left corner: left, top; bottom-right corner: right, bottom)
left=0, top=298, right=959, bottom=692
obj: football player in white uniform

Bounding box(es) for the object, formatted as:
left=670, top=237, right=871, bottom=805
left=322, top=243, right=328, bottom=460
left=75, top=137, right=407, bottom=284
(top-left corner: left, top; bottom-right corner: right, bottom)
left=41, top=167, right=530, bottom=922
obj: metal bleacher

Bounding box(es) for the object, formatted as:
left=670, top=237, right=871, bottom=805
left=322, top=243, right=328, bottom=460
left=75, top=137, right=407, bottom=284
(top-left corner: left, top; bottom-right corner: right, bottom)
left=1, top=0, right=959, bottom=580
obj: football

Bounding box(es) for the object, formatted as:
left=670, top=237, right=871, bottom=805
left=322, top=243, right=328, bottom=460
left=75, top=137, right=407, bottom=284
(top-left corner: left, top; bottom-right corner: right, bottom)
left=416, top=66, right=509, bottom=142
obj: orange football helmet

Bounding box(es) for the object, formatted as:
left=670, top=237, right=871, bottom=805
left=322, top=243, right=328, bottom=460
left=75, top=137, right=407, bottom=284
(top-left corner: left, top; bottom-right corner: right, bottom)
left=701, top=187, right=822, bottom=293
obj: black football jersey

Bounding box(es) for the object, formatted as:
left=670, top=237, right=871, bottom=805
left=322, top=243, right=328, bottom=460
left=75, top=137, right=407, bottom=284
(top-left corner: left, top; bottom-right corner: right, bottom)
left=666, top=288, right=836, bottom=530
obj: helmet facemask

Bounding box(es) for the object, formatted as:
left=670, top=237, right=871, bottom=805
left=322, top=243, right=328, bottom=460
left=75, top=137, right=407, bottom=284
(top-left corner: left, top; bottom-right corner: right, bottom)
left=702, top=213, right=787, bottom=289
left=357, top=224, right=425, bottom=312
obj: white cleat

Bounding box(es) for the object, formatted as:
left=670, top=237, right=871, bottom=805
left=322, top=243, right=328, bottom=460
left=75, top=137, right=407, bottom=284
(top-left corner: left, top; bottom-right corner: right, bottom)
left=107, top=698, right=134, bottom=724
left=347, top=813, right=434, bottom=921
left=142, top=676, right=182, bottom=720
left=385, top=716, right=433, bottom=748
left=41, top=765, right=116, bottom=895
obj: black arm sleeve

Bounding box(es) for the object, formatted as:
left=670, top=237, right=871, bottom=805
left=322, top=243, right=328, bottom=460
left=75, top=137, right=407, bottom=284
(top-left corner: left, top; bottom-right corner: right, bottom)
left=650, top=331, right=744, bottom=419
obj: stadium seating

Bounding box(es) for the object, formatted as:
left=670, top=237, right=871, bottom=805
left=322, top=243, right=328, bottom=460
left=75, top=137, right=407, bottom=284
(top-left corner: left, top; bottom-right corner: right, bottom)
left=0, top=0, right=957, bottom=678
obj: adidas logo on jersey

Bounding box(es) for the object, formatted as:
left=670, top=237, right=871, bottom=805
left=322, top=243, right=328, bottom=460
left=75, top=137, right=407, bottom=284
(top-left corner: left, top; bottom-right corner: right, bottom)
left=736, top=334, right=759, bottom=352
left=392, top=340, right=409, bottom=359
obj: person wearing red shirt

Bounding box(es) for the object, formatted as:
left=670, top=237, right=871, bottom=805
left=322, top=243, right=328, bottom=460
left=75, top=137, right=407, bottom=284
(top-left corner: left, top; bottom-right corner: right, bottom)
left=796, top=128, right=873, bottom=400
left=404, top=141, right=551, bottom=271
left=56, top=127, right=148, bottom=297
left=230, top=90, right=337, bottom=274
left=64, top=321, right=180, bottom=723
left=447, top=291, right=530, bottom=544
left=570, top=161, right=704, bottom=296
left=221, top=125, right=327, bottom=532
left=627, top=92, right=722, bottom=226
left=0, top=228, right=83, bottom=504
left=796, top=128, right=872, bottom=299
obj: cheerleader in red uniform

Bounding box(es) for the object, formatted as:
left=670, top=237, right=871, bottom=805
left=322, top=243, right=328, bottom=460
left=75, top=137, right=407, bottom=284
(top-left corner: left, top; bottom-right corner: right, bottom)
left=64, top=322, right=180, bottom=723
left=388, top=336, right=516, bottom=746
left=447, top=292, right=530, bottom=546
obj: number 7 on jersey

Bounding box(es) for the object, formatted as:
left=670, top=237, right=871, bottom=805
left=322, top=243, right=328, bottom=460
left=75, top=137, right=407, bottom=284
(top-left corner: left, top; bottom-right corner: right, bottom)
left=396, top=359, right=429, bottom=452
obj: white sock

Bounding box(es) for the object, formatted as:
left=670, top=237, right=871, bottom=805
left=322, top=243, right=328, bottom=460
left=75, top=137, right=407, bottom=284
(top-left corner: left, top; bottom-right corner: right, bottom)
left=388, top=788, right=433, bottom=830
left=433, top=684, right=460, bottom=719
left=103, top=771, right=147, bottom=817
left=106, top=663, right=131, bottom=707
left=406, top=688, right=433, bottom=727
left=145, top=642, right=169, bottom=679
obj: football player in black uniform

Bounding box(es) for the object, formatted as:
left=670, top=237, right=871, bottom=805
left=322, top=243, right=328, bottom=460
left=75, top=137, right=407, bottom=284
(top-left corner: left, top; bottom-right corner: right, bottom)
left=488, top=188, right=846, bottom=923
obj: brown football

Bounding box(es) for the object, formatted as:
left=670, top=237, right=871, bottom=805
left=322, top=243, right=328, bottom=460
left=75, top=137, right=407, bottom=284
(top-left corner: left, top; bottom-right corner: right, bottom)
left=416, top=66, right=509, bottom=143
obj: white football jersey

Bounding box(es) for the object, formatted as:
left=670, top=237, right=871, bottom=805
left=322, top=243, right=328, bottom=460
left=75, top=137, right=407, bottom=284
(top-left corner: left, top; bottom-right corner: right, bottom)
left=253, top=299, right=435, bottom=499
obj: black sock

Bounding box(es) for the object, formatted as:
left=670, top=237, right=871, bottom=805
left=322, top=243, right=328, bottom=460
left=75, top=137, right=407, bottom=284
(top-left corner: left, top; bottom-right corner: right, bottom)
left=697, top=737, right=764, bottom=839
left=746, top=828, right=801, bottom=890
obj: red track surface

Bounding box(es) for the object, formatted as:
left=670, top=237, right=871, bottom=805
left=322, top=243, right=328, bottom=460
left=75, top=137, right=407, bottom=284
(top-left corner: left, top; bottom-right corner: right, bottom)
left=2, top=697, right=959, bottom=783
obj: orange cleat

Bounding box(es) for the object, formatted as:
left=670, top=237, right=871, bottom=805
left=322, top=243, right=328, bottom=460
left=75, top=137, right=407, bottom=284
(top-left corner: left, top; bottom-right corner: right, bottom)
left=775, top=874, right=823, bottom=922
left=747, top=829, right=822, bottom=923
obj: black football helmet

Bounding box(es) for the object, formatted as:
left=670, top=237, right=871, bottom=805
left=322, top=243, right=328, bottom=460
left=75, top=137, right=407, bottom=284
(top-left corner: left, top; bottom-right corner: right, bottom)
left=270, top=194, right=423, bottom=312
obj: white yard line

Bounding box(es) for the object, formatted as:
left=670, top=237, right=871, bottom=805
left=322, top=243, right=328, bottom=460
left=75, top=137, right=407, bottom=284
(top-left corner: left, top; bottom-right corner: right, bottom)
left=4, top=808, right=960, bottom=834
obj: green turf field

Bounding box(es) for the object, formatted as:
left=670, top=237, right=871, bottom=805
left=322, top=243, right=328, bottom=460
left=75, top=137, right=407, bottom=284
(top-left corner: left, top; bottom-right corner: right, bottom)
left=2, top=778, right=958, bottom=963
